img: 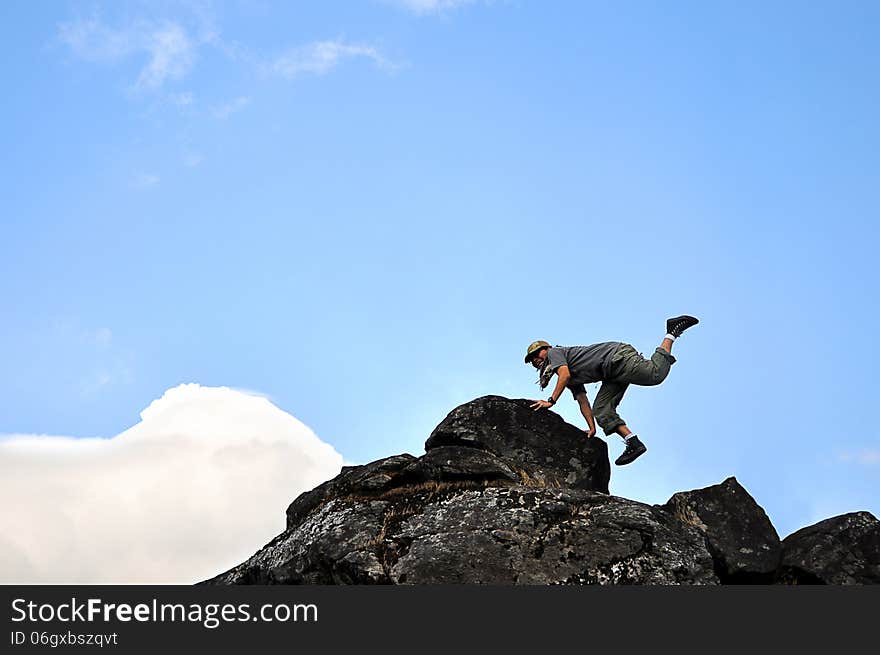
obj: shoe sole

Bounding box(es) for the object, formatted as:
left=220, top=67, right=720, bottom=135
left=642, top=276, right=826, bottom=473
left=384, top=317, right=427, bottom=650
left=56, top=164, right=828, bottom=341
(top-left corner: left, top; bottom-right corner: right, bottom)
left=668, top=314, right=699, bottom=325
left=667, top=315, right=699, bottom=336
left=615, top=445, right=647, bottom=466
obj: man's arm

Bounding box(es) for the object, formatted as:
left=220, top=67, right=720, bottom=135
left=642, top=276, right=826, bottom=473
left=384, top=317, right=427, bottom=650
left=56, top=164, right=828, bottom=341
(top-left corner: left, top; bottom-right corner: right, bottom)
left=530, top=365, right=571, bottom=410
left=573, top=390, right=597, bottom=438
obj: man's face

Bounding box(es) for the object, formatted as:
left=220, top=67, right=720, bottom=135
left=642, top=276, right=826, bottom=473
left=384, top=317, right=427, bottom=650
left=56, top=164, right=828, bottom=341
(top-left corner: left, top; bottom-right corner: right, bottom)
left=530, top=348, right=548, bottom=369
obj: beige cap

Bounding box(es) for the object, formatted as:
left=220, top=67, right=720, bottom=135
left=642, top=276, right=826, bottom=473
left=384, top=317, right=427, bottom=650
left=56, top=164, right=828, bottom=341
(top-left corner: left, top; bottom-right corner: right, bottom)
left=524, top=340, right=551, bottom=363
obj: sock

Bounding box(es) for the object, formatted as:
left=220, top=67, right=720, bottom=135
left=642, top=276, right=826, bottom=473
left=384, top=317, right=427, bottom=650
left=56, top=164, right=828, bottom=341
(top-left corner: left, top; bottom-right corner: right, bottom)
left=665, top=333, right=676, bottom=341
left=623, top=434, right=637, bottom=442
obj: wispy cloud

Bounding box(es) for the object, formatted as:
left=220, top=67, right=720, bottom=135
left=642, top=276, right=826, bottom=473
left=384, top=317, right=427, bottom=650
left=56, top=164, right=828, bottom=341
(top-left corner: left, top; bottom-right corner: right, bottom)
left=182, top=150, right=204, bottom=168
left=270, top=39, right=393, bottom=79
left=136, top=23, right=194, bottom=90
left=134, top=173, right=160, bottom=189
left=78, top=361, right=133, bottom=396
left=58, top=18, right=196, bottom=91
left=386, top=0, right=481, bottom=15
left=60, top=13, right=398, bottom=95
left=168, top=91, right=195, bottom=107
left=77, top=328, right=135, bottom=395
left=57, top=18, right=137, bottom=61
left=93, top=327, right=113, bottom=346
left=78, top=369, right=126, bottom=396
left=169, top=91, right=195, bottom=106
left=213, top=95, right=251, bottom=120
left=839, top=450, right=880, bottom=466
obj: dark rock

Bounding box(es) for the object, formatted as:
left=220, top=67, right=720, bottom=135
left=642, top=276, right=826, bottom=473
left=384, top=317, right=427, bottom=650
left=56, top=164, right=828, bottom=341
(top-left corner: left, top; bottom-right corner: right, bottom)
left=389, top=488, right=718, bottom=585
left=207, top=486, right=718, bottom=585
left=400, top=446, right=519, bottom=483
left=425, top=395, right=611, bottom=493
left=778, top=512, right=880, bottom=584
left=284, top=396, right=610, bottom=530
left=285, top=454, right=416, bottom=530
left=230, top=499, right=392, bottom=584
left=662, top=477, right=781, bottom=583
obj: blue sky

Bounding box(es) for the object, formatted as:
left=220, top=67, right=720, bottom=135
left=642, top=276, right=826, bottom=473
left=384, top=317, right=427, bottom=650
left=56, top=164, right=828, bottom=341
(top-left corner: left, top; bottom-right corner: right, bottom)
left=1, top=0, right=878, bottom=547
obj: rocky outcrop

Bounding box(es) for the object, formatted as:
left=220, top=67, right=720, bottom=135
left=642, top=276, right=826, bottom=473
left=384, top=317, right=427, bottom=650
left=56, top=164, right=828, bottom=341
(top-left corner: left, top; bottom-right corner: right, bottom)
left=211, top=485, right=719, bottom=585
left=777, top=512, right=880, bottom=584
left=663, top=477, right=781, bottom=583
left=202, top=396, right=878, bottom=585
left=425, top=396, right=610, bottom=493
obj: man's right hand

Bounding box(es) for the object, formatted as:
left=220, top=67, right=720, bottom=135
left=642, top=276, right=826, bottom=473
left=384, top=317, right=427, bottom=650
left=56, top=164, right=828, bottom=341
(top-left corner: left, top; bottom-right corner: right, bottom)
left=584, top=427, right=596, bottom=438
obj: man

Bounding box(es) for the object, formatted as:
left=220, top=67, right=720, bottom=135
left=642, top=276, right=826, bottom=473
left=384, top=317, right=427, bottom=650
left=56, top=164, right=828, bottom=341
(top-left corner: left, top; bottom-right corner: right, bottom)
left=525, top=315, right=699, bottom=466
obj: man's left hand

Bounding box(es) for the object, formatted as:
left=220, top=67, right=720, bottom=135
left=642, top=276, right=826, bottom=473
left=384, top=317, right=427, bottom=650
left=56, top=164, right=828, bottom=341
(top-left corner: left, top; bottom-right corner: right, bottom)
left=530, top=400, right=553, bottom=411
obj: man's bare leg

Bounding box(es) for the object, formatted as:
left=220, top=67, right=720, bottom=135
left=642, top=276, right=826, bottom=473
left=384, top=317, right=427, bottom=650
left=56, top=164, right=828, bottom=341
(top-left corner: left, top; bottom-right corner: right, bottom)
left=615, top=424, right=633, bottom=439
left=660, top=337, right=674, bottom=354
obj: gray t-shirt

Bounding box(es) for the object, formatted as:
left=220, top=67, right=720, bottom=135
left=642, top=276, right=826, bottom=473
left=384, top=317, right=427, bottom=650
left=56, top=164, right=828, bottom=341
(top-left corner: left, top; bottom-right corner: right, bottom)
left=545, top=342, right=621, bottom=397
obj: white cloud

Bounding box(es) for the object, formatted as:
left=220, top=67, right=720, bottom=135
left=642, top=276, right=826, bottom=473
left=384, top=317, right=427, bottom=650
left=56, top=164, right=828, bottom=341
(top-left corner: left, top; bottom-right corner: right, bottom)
left=60, top=16, right=397, bottom=95
left=271, top=40, right=392, bottom=79
left=213, top=95, right=251, bottom=120
left=58, top=18, right=137, bottom=61
left=387, top=0, right=480, bottom=15
left=136, top=23, right=194, bottom=90
left=0, top=384, right=344, bottom=583
left=58, top=18, right=195, bottom=91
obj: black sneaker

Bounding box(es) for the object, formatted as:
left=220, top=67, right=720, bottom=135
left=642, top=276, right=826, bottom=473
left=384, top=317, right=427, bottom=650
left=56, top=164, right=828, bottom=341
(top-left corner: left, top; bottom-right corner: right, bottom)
left=615, top=436, right=647, bottom=466
left=666, top=315, right=699, bottom=338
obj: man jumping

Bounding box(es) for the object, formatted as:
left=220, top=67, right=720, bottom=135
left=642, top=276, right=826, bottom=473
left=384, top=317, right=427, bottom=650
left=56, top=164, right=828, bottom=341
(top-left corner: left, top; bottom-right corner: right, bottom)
left=525, top=315, right=699, bottom=466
